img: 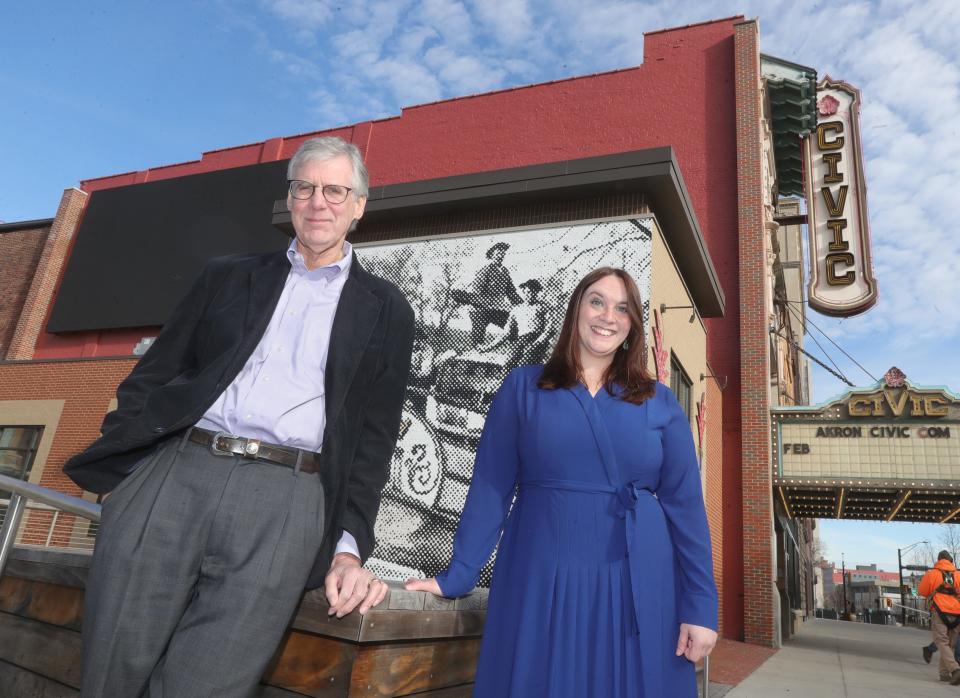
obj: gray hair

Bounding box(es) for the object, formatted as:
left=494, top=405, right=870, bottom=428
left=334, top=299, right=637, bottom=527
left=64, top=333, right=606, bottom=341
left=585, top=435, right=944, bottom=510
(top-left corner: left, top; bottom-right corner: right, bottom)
left=287, top=136, right=369, bottom=198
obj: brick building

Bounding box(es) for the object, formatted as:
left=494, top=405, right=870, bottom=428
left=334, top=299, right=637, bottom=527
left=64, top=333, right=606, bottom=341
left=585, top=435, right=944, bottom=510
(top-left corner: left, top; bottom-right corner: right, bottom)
left=0, top=16, right=822, bottom=646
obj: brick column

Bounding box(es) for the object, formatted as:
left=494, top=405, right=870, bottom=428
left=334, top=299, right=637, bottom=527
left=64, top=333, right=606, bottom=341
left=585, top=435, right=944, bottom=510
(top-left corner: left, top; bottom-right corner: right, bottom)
left=6, top=188, right=87, bottom=360
left=734, top=19, right=776, bottom=646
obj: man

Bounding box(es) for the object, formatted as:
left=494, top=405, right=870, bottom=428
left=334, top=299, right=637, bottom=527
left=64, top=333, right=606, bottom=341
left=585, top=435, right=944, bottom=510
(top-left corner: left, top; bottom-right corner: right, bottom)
left=466, top=242, right=521, bottom=344
left=922, top=637, right=960, bottom=665
left=919, top=550, right=960, bottom=684
left=65, top=136, right=414, bottom=697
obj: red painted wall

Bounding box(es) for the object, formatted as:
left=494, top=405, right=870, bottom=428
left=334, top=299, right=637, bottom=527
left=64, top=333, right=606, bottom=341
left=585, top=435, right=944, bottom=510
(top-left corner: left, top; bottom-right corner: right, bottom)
left=34, top=16, right=749, bottom=639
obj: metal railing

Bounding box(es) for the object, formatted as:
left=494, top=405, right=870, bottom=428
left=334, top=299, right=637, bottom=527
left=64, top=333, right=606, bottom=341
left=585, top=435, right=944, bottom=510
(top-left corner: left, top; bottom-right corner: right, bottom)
left=0, top=473, right=101, bottom=579
left=700, top=653, right=710, bottom=698
left=0, top=499, right=99, bottom=550
left=891, top=601, right=931, bottom=629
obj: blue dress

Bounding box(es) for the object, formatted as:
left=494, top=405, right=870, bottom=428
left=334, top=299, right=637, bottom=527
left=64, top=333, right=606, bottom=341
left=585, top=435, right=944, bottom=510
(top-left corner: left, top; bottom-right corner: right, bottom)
left=436, top=365, right=718, bottom=697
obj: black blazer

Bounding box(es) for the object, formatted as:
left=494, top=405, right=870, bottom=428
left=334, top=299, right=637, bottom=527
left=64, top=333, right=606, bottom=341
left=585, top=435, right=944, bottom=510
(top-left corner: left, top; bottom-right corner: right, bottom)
left=65, top=249, right=414, bottom=588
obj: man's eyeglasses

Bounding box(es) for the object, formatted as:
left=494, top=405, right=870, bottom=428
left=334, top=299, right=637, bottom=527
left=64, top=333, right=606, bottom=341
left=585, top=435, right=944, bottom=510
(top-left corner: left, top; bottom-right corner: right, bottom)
left=288, top=180, right=353, bottom=204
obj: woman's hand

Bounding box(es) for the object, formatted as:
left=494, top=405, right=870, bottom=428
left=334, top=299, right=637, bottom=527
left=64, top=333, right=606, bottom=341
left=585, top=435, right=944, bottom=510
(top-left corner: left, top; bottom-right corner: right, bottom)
left=675, top=623, right=717, bottom=663
left=404, top=577, right=443, bottom=596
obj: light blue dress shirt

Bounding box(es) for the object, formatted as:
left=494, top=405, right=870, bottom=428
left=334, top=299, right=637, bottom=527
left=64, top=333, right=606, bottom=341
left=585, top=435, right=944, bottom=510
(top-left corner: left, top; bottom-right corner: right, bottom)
left=196, top=239, right=359, bottom=557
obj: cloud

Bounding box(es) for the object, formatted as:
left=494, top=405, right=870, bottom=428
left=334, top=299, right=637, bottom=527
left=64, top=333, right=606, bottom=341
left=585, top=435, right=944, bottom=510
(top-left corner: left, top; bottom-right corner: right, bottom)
left=423, top=46, right=507, bottom=94
left=891, top=0, right=960, bottom=57
left=469, top=0, right=533, bottom=46
left=394, top=24, right=440, bottom=57
left=332, top=28, right=385, bottom=64
left=414, top=0, right=474, bottom=47
left=308, top=86, right=389, bottom=128
left=237, top=0, right=556, bottom=120
left=368, top=57, right=446, bottom=105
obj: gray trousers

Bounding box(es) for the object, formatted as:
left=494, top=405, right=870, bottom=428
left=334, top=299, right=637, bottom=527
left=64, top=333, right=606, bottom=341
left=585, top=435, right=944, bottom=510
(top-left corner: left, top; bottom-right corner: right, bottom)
left=81, top=432, right=326, bottom=697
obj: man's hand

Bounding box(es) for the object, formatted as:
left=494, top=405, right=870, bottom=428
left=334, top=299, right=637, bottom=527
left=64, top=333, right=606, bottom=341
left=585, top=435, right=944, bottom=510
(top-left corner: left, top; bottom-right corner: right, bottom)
left=324, top=552, right=387, bottom=618
left=675, top=623, right=718, bottom=663
left=403, top=577, right=442, bottom=596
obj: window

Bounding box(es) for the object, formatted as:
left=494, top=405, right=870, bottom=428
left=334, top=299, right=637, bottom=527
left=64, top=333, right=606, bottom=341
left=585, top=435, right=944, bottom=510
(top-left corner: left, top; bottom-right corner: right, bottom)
left=0, top=426, right=42, bottom=484
left=669, top=354, right=693, bottom=421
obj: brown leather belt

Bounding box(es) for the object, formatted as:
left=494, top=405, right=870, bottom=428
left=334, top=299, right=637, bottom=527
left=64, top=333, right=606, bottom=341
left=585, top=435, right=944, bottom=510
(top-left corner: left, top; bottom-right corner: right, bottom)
left=188, top=427, right=321, bottom=474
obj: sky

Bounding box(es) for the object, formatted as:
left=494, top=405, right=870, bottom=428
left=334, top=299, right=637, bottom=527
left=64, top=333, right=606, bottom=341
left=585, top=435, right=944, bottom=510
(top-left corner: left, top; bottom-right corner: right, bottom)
left=2, top=1, right=959, bottom=571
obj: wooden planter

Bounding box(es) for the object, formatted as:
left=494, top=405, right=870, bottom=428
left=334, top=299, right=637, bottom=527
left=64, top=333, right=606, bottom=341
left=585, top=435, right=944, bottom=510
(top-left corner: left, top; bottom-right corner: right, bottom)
left=0, top=547, right=485, bottom=697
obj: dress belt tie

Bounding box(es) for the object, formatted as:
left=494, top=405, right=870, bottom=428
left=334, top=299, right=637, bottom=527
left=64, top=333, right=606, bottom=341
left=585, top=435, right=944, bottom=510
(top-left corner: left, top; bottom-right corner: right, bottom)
left=520, top=477, right=663, bottom=694
left=520, top=478, right=655, bottom=632
left=521, top=478, right=618, bottom=495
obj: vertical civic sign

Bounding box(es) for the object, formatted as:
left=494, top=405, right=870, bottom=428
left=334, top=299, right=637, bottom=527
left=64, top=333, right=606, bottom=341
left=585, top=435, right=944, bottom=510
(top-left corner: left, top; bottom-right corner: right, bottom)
left=803, top=77, right=878, bottom=316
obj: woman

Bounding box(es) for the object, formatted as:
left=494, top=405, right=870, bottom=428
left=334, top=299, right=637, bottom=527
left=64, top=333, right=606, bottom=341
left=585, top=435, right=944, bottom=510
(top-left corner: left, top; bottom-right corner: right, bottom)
left=406, top=267, right=718, bottom=697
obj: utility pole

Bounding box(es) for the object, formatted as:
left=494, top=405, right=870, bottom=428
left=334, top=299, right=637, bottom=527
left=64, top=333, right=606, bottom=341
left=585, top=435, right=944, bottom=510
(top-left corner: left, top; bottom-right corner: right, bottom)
left=898, top=540, right=929, bottom=626
left=842, top=552, right=848, bottom=619
left=898, top=547, right=905, bottom=626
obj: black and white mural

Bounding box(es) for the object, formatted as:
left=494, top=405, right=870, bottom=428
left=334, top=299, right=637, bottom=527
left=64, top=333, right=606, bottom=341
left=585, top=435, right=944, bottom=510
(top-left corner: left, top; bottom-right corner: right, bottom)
left=360, top=218, right=654, bottom=584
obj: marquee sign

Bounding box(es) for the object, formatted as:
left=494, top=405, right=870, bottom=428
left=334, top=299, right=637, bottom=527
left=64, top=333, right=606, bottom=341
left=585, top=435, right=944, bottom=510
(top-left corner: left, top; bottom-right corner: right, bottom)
left=803, top=77, right=878, bottom=317
left=778, top=421, right=957, bottom=482
left=771, top=368, right=960, bottom=523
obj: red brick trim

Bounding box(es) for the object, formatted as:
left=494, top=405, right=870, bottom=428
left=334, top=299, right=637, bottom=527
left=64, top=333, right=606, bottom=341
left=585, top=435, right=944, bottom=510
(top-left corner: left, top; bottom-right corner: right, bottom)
left=6, top=189, right=87, bottom=361
left=734, top=19, right=776, bottom=646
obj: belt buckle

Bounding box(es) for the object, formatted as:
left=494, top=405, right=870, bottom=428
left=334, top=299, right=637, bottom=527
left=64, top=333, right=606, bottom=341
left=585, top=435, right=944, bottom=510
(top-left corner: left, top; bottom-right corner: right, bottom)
left=243, top=439, right=261, bottom=459
left=210, top=431, right=238, bottom=457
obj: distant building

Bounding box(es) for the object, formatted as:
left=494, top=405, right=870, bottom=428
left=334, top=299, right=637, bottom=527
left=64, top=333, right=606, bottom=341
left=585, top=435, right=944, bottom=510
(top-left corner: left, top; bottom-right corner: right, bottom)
left=848, top=578, right=900, bottom=615
left=821, top=564, right=906, bottom=615
left=813, top=559, right=826, bottom=609
left=820, top=559, right=836, bottom=609
left=832, top=568, right=900, bottom=585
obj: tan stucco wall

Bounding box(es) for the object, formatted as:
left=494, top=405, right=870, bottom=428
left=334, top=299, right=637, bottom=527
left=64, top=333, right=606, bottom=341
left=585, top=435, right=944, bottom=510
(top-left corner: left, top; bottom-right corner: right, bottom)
left=646, top=216, right=710, bottom=480
left=0, top=399, right=65, bottom=486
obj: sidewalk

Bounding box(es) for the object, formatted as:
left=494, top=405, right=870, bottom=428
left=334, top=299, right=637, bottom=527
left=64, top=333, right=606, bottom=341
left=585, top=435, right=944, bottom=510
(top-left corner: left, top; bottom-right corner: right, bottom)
left=701, top=637, right=778, bottom=697
left=726, top=618, right=955, bottom=697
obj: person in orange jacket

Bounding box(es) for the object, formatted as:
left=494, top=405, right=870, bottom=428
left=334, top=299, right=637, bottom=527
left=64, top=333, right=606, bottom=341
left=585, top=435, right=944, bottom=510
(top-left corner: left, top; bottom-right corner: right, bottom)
left=919, top=550, right=960, bottom=684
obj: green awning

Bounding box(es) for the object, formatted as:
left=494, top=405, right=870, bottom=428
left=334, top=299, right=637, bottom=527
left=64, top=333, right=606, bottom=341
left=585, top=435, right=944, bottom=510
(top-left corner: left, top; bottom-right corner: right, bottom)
left=761, top=54, right=818, bottom=198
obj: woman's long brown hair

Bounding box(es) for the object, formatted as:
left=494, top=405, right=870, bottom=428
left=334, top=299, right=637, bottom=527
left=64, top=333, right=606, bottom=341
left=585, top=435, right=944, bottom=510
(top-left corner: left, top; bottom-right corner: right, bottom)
left=538, top=267, right=656, bottom=404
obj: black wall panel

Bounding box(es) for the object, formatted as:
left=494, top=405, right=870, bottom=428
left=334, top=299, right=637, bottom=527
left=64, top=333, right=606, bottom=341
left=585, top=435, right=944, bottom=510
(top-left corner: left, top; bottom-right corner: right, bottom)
left=47, top=160, right=290, bottom=333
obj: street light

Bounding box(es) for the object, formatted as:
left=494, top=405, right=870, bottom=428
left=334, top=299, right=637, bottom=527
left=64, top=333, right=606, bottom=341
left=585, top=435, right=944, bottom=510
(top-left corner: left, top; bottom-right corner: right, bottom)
left=898, top=540, right=929, bottom=626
